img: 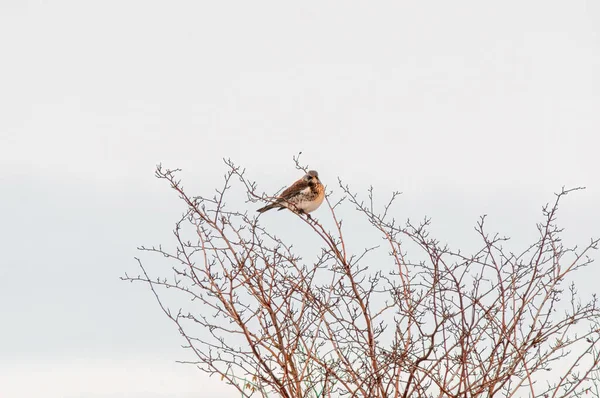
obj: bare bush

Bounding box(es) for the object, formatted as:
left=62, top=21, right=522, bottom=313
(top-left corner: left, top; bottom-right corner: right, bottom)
left=124, top=160, right=600, bottom=398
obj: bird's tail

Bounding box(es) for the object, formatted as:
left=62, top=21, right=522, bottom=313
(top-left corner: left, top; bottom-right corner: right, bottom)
left=257, top=203, right=282, bottom=213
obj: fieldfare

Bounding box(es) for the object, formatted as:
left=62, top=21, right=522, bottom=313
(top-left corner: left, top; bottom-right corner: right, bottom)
left=257, top=170, right=325, bottom=216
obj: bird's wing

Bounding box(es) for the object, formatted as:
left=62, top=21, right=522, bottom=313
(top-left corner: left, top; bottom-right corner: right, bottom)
left=278, top=178, right=310, bottom=201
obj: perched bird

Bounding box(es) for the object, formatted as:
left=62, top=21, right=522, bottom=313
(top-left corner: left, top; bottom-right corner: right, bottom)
left=257, top=170, right=325, bottom=216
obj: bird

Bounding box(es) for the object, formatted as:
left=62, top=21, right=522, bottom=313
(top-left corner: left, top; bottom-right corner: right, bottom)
left=257, top=170, right=325, bottom=216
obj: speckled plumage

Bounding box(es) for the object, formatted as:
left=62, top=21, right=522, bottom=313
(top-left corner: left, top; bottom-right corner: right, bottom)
left=257, top=170, right=325, bottom=215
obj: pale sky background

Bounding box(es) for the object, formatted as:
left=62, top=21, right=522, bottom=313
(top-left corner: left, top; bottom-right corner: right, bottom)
left=1, top=1, right=599, bottom=397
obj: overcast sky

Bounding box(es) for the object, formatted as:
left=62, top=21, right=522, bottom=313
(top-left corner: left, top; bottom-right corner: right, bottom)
left=1, top=1, right=599, bottom=397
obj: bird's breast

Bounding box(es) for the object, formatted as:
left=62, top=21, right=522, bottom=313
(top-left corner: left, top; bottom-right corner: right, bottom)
left=296, top=184, right=325, bottom=213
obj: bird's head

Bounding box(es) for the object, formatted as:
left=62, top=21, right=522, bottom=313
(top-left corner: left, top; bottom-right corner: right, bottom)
left=304, top=170, right=320, bottom=184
